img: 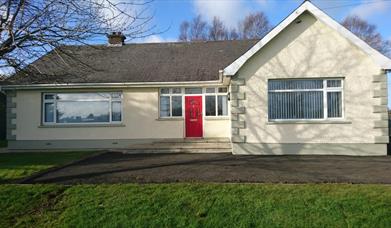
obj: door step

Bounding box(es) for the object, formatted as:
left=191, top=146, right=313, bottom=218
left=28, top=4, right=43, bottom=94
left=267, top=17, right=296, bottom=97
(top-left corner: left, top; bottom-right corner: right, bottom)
left=111, top=148, right=232, bottom=154
left=110, top=138, right=232, bottom=154
left=123, top=143, right=232, bottom=149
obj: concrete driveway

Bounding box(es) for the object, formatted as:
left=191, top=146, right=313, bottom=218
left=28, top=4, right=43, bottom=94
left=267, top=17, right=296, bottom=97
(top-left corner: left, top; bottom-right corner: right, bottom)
left=26, top=152, right=391, bottom=184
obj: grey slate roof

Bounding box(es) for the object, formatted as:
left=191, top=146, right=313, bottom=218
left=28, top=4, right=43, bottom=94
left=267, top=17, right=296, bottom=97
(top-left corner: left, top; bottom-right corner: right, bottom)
left=6, top=39, right=258, bottom=85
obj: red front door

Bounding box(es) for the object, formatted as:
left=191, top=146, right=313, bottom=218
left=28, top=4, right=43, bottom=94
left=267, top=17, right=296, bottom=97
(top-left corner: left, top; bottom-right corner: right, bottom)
left=185, top=96, right=203, bottom=138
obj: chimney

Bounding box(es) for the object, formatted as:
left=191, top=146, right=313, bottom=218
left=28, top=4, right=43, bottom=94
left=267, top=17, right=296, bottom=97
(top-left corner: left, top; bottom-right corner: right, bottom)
left=107, top=32, right=126, bottom=46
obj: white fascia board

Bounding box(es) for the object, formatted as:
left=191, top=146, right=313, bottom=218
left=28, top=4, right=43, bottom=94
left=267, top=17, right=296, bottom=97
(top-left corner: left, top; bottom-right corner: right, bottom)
left=224, top=1, right=391, bottom=76
left=0, top=80, right=225, bottom=90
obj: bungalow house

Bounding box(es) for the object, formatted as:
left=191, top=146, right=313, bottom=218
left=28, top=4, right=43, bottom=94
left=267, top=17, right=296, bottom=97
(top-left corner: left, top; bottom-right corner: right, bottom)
left=1, top=1, right=391, bottom=155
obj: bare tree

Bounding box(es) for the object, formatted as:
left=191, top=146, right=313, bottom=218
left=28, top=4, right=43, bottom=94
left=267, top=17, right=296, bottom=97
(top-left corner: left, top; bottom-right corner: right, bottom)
left=342, top=15, right=391, bottom=57
left=190, top=15, right=207, bottom=41
left=208, top=17, right=228, bottom=41
left=178, top=11, right=271, bottom=42
left=178, top=15, right=208, bottom=41
left=178, top=21, right=190, bottom=41
left=238, top=12, right=271, bottom=40
left=0, top=0, right=155, bottom=75
left=228, top=28, right=239, bottom=40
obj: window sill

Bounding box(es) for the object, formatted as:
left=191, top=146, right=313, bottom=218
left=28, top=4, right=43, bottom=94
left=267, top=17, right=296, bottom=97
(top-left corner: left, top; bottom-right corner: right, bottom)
left=156, top=117, right=184, bottom=121
left=39, top=124, right=126, bottom=128
left=267, top=120, right=352, bottom=125
left=205, top=116, right=230, bottom=120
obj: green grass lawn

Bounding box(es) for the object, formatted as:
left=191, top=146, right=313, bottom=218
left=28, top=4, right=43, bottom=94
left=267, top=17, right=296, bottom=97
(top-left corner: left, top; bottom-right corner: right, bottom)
left=1, top=183, right=391, bottom=227
left=0, top=151, right=98, bottom=182
left=0, top=140, right=7, bottom=148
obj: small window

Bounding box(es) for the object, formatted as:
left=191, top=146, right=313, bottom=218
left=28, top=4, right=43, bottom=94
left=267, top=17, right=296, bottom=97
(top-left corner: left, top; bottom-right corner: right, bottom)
left=160, top=88, right=183, bottom=118
left=172, top=96, right=182, bottom=117
left=185, top=88, right=202, bottom=94
left=111, top=101, right=122, bottom=121
left=44, top=102, right=55, bottom=122
left=172, top=88, right=182, bottom=94
left=218, top=87, right=228, bottom=93
left=44, top=94, right=55, bottom=100
left=111, top=93, right=122, bottom=99
left=160, top=88, right=169, bottom=94
left=206, top=88, right=215, bottom=93
left=218, top=95, right=228, bottom=116
left=205, top=87, right=228, bottom=117
left=205, top=96, right=216, bottom=116
left=327, top=92, right=342, bottom=118
left=327, top=80, right=341, bottom=88
left=159, top=96, right=170, bottom=117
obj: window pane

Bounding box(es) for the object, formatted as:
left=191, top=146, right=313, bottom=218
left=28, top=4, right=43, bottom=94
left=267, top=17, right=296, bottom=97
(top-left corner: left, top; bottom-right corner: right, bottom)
left=172, top=88, right=182, bottom=94
left=111, top=93, right=122, bottom=99
left=218, top=87, right=228, bottom=93
left=327, top=80, right=341, bottom=88
left=172, top=96, right=182, bottom=117
left=44, top=103, right=54, bottom=122
left=160, top=88, right=169, bottom=94
left=218, top=95, right=228, bottom=116
left=44, top=94, right=54, bottom=100
left=206, top=88, right=215, bottom=93
left=205, top=96, right=216, bottom=116
left=56, top=93, right=110, bottom=101
left=112, top=101, right=122, bottom=121
left=269, top=79, right=323, bottom=90
left=160, top=96, right=170, bottom=117
left=185, top=88, right=202, bottom=94
left=56, top=101, right=110, bottom=123
left=327, top=92, right=342, bottom=118
left=268, top=91, right=323, bottom=119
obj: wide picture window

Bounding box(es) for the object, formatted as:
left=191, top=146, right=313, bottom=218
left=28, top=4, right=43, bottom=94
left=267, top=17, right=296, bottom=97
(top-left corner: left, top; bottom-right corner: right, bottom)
left=268, top=79, right=343, bottom=120
left=43, top=92, right=122, bottom=124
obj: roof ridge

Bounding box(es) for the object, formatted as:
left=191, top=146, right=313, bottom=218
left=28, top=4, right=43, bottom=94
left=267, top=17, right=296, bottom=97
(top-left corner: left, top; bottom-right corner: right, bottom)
left=61, top=39, right=260, bottom=48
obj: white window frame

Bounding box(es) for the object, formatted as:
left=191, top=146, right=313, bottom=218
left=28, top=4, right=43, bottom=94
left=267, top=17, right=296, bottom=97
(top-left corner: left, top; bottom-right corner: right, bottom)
left=205, top=87, right=229, bottom=117
left=268, top=78, right=344, bottom=121
left=42, top=92, right=123, bottom=125
left=158, top=87, right=229, bottom=119
left=159, top=88, right=184, bottom=118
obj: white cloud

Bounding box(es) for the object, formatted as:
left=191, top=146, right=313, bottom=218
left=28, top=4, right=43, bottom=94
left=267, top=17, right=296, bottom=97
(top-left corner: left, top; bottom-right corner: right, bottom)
left=350, top=0, right=391, bottom=18
left=143, top=35, right=165, bottom=43
left=135, top=35, right=175, bottom=43
left=192, top=0, right=249, bottom=28
left=192, top=0, right=275, bottom=28
left=257, top=0, right=269, bottom=7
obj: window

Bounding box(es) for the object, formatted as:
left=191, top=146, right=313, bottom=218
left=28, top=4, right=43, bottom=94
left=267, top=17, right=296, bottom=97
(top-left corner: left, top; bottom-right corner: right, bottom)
left=205, top=87, right=229, bottom=117
left=160, top=88, right=183, bottom=117
left=185, top=87, right=202, bottom=94
left=268, top=79, right=343, bottom=120
left=43, top=92, right=122, bottom=124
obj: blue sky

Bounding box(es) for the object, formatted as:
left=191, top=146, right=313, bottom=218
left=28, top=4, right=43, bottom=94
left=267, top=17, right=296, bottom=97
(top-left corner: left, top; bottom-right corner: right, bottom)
left=125, top=0, right=391, bottom=107
left=137, top=0, right=391, bottom=43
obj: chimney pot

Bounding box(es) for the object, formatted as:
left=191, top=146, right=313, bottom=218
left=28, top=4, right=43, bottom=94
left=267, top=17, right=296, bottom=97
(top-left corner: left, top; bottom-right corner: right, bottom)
left=107, top=32, right=126, bottom=46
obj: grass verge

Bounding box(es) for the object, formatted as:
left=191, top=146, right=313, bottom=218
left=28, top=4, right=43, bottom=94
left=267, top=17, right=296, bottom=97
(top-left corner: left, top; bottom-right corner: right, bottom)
left=0, top=151, right=98, bottom=182
left=0, top=140, right=7, bottom=148
left=1, top=184, right=391, bottom=227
